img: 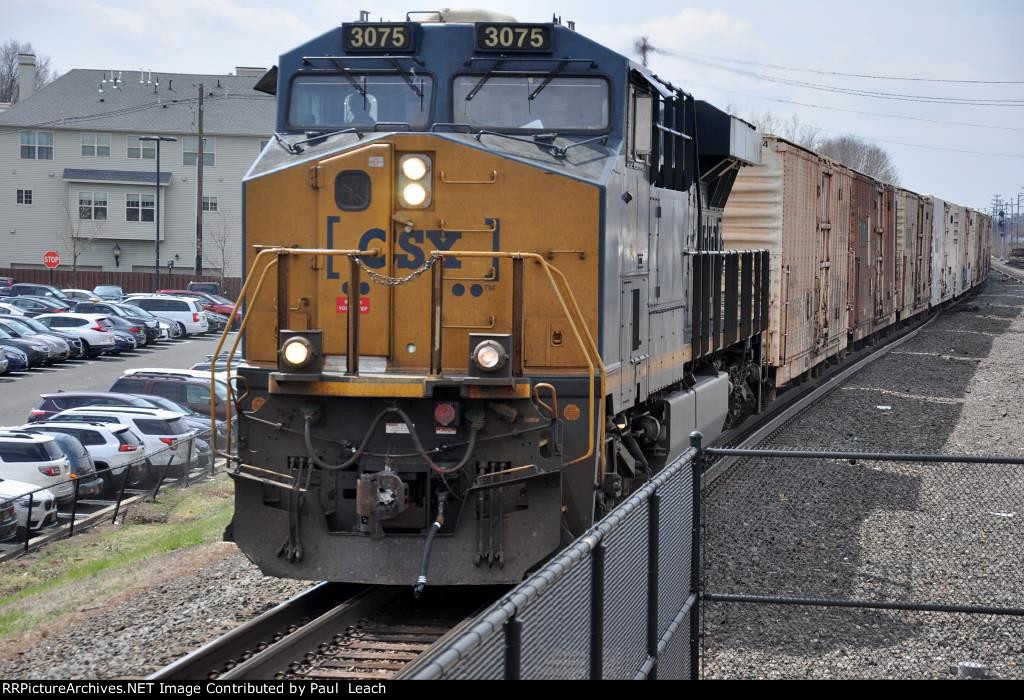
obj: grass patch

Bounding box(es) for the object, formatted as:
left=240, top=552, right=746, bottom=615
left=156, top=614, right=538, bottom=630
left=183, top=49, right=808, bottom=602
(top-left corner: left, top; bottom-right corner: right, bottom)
left=0, top=476, right=235, bottom=639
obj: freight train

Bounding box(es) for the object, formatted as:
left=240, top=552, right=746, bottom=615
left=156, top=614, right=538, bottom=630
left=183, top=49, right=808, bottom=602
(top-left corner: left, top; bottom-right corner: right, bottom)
left=217, top=10, right=990, bottom=589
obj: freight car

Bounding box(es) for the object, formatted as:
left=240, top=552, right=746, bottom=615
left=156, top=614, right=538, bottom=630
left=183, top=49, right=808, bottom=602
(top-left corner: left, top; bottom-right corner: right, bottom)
left=216, top=11, right=990, bottom=590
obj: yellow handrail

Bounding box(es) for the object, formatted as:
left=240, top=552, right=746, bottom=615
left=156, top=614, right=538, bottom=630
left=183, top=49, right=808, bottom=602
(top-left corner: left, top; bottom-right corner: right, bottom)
left=210, top=246, right=605, bottom=474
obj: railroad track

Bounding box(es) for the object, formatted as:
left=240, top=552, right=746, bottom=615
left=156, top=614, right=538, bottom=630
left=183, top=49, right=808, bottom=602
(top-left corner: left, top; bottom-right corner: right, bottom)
left=993, top=258, right=1024, bottom=282
left=150, top=583, right=506, bottom=681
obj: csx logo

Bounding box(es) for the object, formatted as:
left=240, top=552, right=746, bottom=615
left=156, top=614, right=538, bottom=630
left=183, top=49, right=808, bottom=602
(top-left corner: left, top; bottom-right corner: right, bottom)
left=325, top=216, right=501, bottom=280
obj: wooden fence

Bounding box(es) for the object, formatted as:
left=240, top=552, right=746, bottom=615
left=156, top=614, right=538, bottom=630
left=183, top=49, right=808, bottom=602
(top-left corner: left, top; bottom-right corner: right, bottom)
left=0, top=268, right=241, bottom=299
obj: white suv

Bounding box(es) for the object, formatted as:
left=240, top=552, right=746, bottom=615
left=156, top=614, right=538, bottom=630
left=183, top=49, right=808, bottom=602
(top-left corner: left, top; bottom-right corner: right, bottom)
left=50, top=408, right=197, bottom=471
left=0, top=479, right=58, bottom=531
left=0, top=432, right=74, bottom=504
left=17, top=422, right=146, bottom=493
left=124, top=296, right=209, bottom=336
left=34, top=313, right=118, bottom=358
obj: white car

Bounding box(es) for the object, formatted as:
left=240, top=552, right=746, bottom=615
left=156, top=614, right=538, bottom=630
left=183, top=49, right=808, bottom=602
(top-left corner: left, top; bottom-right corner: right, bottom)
left=0, top=432, right=74, bottom=504
left=19, top=422, right=145, bottom=491
left=124, top=296, right=209, bottom=336
left=61, top=289, right=102, bottom=303
left=0, top=302, right=27, bottom=316
left=34, top=313, right=118, bottom=358
left=49, top=407, right=197, bottom=471
left=0, top=479, right=58, bottom=531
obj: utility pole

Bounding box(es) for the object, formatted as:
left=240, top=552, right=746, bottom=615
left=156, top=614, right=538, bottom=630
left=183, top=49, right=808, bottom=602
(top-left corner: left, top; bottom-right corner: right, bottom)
left=195, top=83, right=204, bottom=276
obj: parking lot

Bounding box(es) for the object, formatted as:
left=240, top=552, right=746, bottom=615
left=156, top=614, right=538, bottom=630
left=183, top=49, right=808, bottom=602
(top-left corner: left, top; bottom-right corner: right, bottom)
left=0, top=334, right=225, bottom=427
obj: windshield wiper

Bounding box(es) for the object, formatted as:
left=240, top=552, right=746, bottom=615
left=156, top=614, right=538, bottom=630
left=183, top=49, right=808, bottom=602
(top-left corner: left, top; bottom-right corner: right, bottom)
left=389, top=58, right=424, bottom=99
left=528, top=59, right=569, bottom=101
left=465, top=60, right=505, bottom=101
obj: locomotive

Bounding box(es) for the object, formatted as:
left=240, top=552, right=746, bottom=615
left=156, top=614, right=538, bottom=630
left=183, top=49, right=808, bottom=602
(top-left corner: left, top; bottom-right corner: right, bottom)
left=219, top=10, right=988, bottom=589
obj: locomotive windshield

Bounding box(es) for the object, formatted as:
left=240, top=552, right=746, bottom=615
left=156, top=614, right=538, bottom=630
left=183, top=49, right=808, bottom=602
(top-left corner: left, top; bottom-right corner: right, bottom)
left=289, top=73, right=433, bottom=130
left=452, top=75, right=609, bottom=131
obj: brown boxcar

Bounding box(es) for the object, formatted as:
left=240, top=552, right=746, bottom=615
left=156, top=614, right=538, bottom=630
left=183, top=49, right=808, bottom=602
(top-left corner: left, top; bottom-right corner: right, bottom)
left=848, top=173, right=895, bottom=342
left=895, top=188, right=931, bottom=320
left=722, top=136, right=850, bottom=387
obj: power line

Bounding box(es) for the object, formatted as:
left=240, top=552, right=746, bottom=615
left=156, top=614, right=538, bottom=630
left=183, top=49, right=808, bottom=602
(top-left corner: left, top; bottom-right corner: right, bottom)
left=677, top=55, right=1024, bottom=106
left=677, top=51, right=1024, bottom=85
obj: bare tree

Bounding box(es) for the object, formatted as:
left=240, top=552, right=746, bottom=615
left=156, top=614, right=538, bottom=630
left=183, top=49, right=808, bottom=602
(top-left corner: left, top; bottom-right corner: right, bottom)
left=817, top=135, right=900, bottom=185
left=744, top=110, right=822, bottom=150
left=62, top=201, right=101, bottom=287
left=0, top=40, right=55, bottom=103
left=202, top=208, right=234, bottom=283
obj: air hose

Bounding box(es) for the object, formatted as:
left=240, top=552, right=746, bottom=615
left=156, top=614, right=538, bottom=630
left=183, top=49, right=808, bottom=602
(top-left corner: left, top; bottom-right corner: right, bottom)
left=414, top=493, right=447, bottom=598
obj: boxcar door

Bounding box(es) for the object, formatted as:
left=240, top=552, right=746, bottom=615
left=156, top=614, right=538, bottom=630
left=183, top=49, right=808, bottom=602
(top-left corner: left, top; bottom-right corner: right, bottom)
left=814, top=169, right=833, bottom=349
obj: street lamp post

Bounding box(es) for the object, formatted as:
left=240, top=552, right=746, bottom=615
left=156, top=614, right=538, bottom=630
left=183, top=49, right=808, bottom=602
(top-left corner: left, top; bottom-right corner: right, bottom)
left=139, top=136, right=176, bottom=290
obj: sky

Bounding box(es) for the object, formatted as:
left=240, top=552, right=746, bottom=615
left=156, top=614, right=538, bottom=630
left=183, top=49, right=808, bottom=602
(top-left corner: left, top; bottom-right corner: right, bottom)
left=5, top=0, right=1023, bottom=210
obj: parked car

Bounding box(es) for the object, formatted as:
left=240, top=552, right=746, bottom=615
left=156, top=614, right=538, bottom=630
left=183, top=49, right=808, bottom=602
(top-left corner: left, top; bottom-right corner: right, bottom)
left=156, top=289, right=240, bottom=327
left=132, top=394, right=227, bottom=448
left=3, top=295, right=71, bottom=317
left=0, top=302, right=28, bottom=316
left=119, top=296, right=208, bottom=336
left=0, top=276, right=14, bottom=290
left=0, top=432, right=74, bottom=505
left=109, top=329, right=137, bottom=354
left=61, top=289, right=102, bottom=303
left=0, top=327, right=47, bottom=368
left=186, top=281, right=229, bottom=298
left=8, top=284, right=75, bottom=309
left=0, top=318, right=66, bottom=363
left=111, top=370, right=231, bottom=420
left=22, top=422, right=145, bottom=493
left=34, top=313, right=118, bottom=358
left=49, top=407, right=197, bottom=479
left=4, top=315, right=84, bottom=359
left=72, top=302, right=159, bottom=345
left=104, top=315, right=147, bottom=348
left=2, top=346, right=29, bottom=372
left=30, top=391, right=158, bottom=423
left=0, top=479, right=57, bottom=533
left=0, top=492, right=17, bottom=540
left=0, top=352, right=7, bottom=375
left=92, top=285, right=124, bottom=301
left=10, top=429, right=104, bottom=499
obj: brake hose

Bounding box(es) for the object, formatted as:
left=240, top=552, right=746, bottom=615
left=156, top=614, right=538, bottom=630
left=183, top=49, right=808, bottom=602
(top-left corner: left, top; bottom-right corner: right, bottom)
left=413, top=493, right=446, bottom=598
left=304, top=406, right=480, bottom=475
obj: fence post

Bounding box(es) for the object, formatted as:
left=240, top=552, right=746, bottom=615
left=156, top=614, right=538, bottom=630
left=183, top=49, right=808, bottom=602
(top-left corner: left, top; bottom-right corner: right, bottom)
left=112, top=461, right=133, bottom=524
left=23, top=492, right=34, bottom=553
left=503, top=615, right=523, bottom=680
left=689, top=431, right=704, bottom=681
left=647, top=489, right=661, bottom=680
left=68, top=477, right=82, bottom=538
left=590, top=541, right=605, bottom=680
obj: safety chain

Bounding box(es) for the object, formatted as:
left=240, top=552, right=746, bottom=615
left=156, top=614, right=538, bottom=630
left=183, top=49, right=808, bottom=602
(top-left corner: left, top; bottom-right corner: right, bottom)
left=350, top=253, right=439, bottom=287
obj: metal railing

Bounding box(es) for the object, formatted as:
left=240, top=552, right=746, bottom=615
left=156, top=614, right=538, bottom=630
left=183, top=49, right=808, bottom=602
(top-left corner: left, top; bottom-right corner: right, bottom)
left=210, top=246, right=607, bottom=472
left=701, top=446, right=1024, bottom=680
left=0, top=428, right=218, bottom=561
left=406, top=434, right=703, bottom=680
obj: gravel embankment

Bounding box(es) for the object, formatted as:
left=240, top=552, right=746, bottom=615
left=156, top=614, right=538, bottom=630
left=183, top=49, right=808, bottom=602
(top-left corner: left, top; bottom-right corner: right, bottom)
left=0, top=547, right=310, bottom=679
left=703, top=273, right=1024, bottom=680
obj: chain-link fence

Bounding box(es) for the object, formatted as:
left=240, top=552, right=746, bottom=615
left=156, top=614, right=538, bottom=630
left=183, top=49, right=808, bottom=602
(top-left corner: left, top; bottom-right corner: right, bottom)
left=701, top=447, right=1024, bottom=680
left=407, top=442, right=702, bottom=680
left=0, top=427, right=221, bottom=561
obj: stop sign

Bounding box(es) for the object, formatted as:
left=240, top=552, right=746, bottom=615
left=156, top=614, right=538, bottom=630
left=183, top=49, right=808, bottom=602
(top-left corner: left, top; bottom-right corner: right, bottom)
left=43, top=251, right=61, bottom=269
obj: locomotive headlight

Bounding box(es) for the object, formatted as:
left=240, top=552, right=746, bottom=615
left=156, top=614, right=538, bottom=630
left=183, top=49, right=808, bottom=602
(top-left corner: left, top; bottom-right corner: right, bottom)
left=282, top=337, right=315, bottom=368
left=397, top=153, right=431, bottom=208
left=472, top=340, right=507, bottom=372
left=401, top=183, right=428, bottom=207
left=401, top=155, right=428, bottom=181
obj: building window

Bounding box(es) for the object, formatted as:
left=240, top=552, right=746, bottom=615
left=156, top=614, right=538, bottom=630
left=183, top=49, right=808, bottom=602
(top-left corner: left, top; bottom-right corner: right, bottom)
left=127, top=135, right=156, bottom=160
left=127, top=192, right=155, bottom=222
left=202, top=196, right=218, bottom=212
left=82, top=133, right=111, bottom=157
left=78, top=191, right=108, bottom=220
left=183, top=136, right=215, bottom=166
left=20, top=130, right=53, bottom=160
left=16, top=189, right=32, bottom=205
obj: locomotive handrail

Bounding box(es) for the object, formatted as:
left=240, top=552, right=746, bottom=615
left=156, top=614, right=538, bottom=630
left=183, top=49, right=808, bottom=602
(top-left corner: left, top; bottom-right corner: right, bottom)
left=209, top=246, right=383, bottom=462
left=210, top=246, right=606, bottom=474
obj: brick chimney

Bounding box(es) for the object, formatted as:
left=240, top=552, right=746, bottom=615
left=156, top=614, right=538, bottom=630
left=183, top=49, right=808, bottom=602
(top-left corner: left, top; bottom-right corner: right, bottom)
left=17, top=53, right=36, bottom=102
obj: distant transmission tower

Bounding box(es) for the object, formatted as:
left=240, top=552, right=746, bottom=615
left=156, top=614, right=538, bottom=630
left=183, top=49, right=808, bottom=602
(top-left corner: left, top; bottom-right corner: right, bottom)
left=633, top=36, right=669, bottom=67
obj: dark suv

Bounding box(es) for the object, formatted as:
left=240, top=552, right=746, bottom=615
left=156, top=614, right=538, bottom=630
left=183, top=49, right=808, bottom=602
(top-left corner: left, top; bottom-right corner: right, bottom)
left=110, top=372, right=230, bottom=420
left=8, top=284, right=74, bottom=309
left=29, top=391, right=156, bottom=423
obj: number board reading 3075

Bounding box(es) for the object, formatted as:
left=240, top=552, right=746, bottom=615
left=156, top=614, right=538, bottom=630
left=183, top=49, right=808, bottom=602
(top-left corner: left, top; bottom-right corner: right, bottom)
left=342, top=23, right=417, bottom=52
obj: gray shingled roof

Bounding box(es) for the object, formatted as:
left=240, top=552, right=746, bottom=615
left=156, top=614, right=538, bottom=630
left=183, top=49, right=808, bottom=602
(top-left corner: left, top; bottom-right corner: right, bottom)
left=0, top=69, right=274, bottom=137
left=63, top=168, right=172, bottom=185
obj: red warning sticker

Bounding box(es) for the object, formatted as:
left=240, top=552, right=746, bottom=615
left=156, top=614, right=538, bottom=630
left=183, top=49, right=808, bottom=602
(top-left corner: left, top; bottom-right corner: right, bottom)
left=336, top=296, right=371, bottom=314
